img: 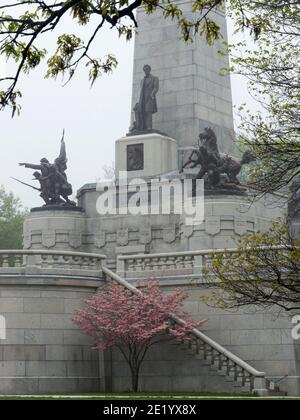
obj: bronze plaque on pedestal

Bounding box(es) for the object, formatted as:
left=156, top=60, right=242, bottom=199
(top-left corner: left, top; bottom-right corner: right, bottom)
left=127, top=143, right=144, bottom=171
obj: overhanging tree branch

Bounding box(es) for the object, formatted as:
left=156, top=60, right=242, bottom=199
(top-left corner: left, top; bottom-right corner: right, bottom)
left=0, top=0, right=299, bottom=117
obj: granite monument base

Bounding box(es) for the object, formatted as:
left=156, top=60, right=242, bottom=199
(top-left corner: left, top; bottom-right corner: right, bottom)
left=115, top=133, right=177, bottom=179
left=23, top=209, right=86, bottom=251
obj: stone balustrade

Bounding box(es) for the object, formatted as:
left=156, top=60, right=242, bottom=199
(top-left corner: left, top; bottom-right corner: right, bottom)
left=116, top=248, right=232, bottom=280
left=0, top=250, right=106, bottom=278
left=117, top=246, right=287, bottom=282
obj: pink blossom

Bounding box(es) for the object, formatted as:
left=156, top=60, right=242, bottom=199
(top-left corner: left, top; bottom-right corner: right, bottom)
left=73, top=281, right=206, bottom=391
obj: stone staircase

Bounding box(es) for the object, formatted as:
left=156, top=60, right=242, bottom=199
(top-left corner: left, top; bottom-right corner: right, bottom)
left=103, top=266, right=286, bottom=397
left=176, top=339, right=285, bottom=396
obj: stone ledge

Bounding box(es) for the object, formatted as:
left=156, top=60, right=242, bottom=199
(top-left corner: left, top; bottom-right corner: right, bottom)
left=0, top=274, right=103, bottom=288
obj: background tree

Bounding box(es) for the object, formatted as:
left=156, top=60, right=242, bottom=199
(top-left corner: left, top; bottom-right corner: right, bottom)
left=205, top=3, right=300, bottom=314
left=0, top=186, right=26, bottom=249
left=203, top=221, right=300, bottom=313
left=1, top=1, right=298, bottom=115
left=73, top=281, right=206, bottom=392
left=226, top=2, right=300, bottom=197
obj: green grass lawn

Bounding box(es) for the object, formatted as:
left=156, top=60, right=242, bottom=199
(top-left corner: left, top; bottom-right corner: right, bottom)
left=0, top=392, right=299, bottom=400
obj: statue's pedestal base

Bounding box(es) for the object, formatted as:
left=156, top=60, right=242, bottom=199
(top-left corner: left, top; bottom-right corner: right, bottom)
left=23, top=209, right=86, bottom=251
left=126, top=128, right=168, bottom=137
left=31, top=205, right=84, bottom=213
left=115, top=133, right=177, bottom=179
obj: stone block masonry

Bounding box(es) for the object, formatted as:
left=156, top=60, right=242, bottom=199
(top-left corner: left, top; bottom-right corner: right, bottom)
left=131, top=3, right=235, bottom=168
left=0, top=283, right=101, bottom=394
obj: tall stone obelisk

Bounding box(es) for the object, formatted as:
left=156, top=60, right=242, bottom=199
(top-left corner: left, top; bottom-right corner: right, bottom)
left=131, top=3, right=235, bottom=168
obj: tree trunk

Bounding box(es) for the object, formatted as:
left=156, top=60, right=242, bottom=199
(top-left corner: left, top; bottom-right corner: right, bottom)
left=130, top=366, right=139, bottom=393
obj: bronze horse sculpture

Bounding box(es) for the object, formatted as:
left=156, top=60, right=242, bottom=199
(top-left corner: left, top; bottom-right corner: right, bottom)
left=181, top=127, right=255, bottom=189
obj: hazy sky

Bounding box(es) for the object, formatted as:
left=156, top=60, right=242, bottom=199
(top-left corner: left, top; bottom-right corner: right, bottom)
left=0, top=13, right=254, bottom=209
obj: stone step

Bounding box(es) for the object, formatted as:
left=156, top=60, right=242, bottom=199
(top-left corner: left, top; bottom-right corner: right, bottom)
left=254, top=389, right=287, bottom=397
left=267, top=381, right=281, bottom=392
left=171, top=333, right=287, bottom=396
left=264, top=380, right=287, bottom=395
left=241, top=385, right=252, bottom=393
left=266, top=390, right=287, bottom=397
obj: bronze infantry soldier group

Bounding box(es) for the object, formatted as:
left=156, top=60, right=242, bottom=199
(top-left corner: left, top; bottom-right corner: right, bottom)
left=18, top=133, right=76, bottom=207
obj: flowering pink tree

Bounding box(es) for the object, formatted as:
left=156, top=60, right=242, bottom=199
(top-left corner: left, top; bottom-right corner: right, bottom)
left=73, top=281, right=206, bottom=392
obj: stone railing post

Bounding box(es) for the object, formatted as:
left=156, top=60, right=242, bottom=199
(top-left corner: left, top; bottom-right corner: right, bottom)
left=0, top=250, right=106, bottom=278
left=253, top=377, right=268, bottom=396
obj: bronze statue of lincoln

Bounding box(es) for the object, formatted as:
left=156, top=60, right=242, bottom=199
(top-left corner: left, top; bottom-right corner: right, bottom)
left=133, top=64, right=159, bottom=131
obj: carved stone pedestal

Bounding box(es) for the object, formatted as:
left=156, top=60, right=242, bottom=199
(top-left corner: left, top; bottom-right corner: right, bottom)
left=23, top=209, right=86, bottom=251
left=115, top=133, right=177, bottom=179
